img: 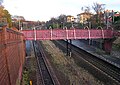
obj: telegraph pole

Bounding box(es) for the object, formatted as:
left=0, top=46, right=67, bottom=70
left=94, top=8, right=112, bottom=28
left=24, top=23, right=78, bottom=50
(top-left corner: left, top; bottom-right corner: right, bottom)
left=106, top=10, right=109, bottom=29
left=112, top=10, right=114, bottom=24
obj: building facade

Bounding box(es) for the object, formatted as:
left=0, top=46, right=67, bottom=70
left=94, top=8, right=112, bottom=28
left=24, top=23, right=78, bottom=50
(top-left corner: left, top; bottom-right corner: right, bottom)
left=66, top=15, right=75, bottom=22
left=77, top=13, right=93, bottom=24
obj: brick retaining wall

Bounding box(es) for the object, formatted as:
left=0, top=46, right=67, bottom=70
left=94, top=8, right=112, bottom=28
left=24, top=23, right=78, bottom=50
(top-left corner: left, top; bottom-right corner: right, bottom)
left=0, top=27, right=25, bottom=85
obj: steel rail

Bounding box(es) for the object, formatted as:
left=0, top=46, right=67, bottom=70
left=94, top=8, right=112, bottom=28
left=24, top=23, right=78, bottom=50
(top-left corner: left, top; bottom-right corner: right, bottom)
left=33, top=41, right=55, bottom=85
left=53, top=40, right=120, bottom=85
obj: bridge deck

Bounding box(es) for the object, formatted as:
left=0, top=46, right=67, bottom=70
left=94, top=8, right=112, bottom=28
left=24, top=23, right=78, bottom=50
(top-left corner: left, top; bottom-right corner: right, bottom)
left=22, top=29, right=115, bottom=40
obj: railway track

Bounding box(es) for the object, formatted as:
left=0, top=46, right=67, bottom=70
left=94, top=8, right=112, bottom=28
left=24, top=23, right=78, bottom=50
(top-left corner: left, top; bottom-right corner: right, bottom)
left=52, top=40, right=120, bottom=85
left=33, top=40, right=59, bottom=85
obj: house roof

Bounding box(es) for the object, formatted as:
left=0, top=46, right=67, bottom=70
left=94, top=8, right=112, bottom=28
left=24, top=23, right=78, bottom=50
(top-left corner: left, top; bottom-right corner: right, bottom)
left=67, top=15, right=74, bottom=17
left=114, top=14, right=120, bottom=17
left=77, top=12, right=93, bottom=16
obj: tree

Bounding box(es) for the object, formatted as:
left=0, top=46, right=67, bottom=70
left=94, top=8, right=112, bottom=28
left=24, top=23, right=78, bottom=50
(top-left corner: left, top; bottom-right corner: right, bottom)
left=58, top=14, right=66, bottom=23
left=113, top=16, right=120, bottom=30
left=0, top=5, right=12, bottom=27
left=45, top=15, right=67, bottom=29
left=114, top=16, right=120, bottom=23
left=57, top=14, right=66, bottom=28
left=0, top=6, right=5, bottom=17
left=92, top=3, right=105, bottom=25
left=81, top=6, right=91, bottom=13
left=3, top=9, right=12, bottom=27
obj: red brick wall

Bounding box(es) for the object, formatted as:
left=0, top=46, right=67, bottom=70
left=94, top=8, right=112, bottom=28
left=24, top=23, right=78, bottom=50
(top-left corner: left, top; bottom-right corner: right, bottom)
left=0, top=27, right=25, bottom=85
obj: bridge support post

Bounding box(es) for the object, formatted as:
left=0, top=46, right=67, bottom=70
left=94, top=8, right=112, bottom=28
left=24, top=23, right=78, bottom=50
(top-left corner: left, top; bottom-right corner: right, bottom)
left=103, top=39, right=113, bottom=54
left=66, top=39, right=72, bottom=57
left=33, top=27, right=36, bottom=41
left=69, top=39, right=72, bottom=57
left=66, top=39, right=69, bottom=56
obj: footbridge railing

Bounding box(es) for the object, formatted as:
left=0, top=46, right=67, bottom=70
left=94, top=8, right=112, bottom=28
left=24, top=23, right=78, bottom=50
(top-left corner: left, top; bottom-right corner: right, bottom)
left=21, top=28, right=117, bottom=40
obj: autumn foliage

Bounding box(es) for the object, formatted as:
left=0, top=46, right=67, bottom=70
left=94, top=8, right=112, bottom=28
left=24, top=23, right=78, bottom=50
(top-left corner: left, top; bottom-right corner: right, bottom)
left=0, top=5, right=12, bottom=28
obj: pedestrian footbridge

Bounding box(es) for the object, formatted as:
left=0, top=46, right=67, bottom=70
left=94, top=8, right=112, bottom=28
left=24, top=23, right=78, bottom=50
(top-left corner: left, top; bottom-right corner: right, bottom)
left=21, top=28, right=120, bottom=40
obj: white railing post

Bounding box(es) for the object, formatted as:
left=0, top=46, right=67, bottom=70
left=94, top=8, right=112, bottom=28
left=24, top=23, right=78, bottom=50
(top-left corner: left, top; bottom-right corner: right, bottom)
left=74, top=28, right=76, bottom=39
left=33, top=27, right=36, bottom=41
left=84, top=26, right=90, bottom=44
left=84, top=26, right=90, bottom=39
left=97, top=26, right=104, bottom=39
left=65, top=26, right=68, bottom=40
left=49, top=26, right=52, bottom=40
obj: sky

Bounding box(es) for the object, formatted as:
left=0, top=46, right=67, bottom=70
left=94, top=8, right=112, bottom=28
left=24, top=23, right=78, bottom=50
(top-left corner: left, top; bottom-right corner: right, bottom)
left=2, top=0, right=120, bottom=21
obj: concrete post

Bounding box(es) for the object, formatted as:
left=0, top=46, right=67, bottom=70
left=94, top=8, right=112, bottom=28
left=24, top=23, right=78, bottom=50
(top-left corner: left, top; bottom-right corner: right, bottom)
left=66, top=39, right=69, bottom=56
left=103, top=39, right=112, bottom=54
left=69, top=39, right=72, bottom=57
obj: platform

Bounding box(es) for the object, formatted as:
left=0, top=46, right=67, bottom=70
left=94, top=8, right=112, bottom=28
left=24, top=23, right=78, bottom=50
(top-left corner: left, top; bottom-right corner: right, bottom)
left=71, top=40, right=120, bottom=68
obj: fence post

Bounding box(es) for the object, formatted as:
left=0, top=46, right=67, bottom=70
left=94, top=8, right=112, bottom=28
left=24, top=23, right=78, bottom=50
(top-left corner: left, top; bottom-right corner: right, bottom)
left=2, top=27, right=11, bottom=85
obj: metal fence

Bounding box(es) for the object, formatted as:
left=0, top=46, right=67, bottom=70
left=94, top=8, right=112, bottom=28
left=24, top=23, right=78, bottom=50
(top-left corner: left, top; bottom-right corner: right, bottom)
left=0, top=27, right=25, bottom=85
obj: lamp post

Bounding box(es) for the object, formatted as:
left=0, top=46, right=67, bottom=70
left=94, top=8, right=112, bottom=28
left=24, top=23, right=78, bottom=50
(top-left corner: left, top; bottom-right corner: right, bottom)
left=112, top=10, right=114, bottom=24
left=18, top=19, right=21, bottom=30
left=71, top=21, right=74, bottom=28
left=106, top=10, right=110, bottom=29
left=61, top=22, right=64, bottom=29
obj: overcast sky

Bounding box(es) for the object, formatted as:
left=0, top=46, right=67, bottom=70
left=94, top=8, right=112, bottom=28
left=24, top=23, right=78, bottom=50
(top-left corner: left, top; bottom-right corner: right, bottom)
left=3, top=0, right=120, bottom=21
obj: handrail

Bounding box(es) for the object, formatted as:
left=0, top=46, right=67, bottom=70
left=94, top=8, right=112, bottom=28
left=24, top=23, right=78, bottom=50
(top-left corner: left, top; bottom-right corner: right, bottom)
left=97, top=26, right=104, bottom=39
left=96, top=26, right=103, bottom=29
left=6, top=28, right=23, bottom=35
left=84, top=26, right=89, bottom=29
left=84, top=26, right=90, bottom=39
